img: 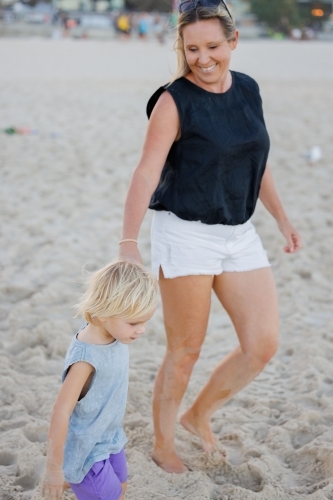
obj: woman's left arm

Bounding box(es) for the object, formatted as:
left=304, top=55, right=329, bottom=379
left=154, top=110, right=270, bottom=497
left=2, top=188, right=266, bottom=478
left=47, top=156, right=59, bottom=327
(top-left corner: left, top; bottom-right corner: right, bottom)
left=259, top=164, right=301, bottom=253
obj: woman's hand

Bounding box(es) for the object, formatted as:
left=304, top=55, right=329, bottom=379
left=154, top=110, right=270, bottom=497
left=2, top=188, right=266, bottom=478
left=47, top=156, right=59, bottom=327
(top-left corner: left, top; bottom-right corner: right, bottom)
left=259, top=165, right=301, bottom=254
left=278, top=219, right=301, bottom=253
left=119, top=241, right=143, bottom=264
left=40, top=462, right=65, bottom=500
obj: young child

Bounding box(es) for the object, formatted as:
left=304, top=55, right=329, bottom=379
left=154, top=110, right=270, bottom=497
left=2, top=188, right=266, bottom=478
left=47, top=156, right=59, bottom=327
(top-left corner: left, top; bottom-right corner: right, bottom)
left=40, top=259, right=157, bottom=500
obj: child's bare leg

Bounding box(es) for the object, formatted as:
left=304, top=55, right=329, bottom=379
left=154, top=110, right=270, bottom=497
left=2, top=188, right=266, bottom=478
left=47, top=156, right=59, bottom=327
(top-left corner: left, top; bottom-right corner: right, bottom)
left=180, top=269, right=279, bottom=453
left=119, top=481, right=127, bottom=499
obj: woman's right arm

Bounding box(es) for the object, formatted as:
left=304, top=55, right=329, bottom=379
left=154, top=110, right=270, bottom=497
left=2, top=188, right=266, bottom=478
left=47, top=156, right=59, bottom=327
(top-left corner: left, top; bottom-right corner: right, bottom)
left=41, top=362, right=94, bottom=500
left=119, top=91, right=180, bottom=262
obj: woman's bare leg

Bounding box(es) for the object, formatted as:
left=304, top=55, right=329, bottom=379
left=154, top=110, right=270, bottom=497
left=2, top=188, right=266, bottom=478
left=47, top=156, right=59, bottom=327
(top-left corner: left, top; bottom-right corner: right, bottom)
left=152, top=269, right=214, bottom=473
left=180, top=267, right=279, bottom=453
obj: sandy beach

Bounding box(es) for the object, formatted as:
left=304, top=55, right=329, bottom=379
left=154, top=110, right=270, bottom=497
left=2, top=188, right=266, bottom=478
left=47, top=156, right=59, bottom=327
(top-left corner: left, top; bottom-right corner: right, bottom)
left=1, top=37, right=333, bottom=500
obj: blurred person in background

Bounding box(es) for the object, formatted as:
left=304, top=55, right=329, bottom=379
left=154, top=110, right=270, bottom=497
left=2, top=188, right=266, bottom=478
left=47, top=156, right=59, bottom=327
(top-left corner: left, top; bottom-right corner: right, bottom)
left=115, top=12, right=131, bottom=38
left=153, top=14, right=167, bottom=43
left=138, top=12, right=150, bottom=39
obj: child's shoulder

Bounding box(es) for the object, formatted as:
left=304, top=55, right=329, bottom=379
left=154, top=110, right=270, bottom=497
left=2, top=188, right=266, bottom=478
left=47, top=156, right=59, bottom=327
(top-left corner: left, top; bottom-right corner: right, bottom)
left=64, top=333, right=87, bottom=363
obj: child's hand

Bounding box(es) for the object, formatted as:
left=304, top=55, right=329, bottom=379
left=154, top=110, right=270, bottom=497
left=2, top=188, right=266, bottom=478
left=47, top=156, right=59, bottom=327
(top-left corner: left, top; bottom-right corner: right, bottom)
left=40, top=463, right=65, bottom=500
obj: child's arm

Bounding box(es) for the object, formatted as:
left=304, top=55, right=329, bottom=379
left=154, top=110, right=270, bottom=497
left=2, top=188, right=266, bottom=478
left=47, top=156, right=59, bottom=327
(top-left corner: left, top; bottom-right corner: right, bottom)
left=41, top=362, right=94, bottom=500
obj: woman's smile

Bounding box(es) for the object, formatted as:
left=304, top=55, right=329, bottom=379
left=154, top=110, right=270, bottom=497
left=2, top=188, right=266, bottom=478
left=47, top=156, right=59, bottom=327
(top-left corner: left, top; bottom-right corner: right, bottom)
left=199, top=63, right=217, bottom=73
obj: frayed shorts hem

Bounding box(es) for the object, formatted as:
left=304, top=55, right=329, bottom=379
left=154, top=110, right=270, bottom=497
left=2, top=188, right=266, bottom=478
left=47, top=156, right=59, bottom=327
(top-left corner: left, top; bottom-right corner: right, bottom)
left=156, top=262, right=271, bottom=280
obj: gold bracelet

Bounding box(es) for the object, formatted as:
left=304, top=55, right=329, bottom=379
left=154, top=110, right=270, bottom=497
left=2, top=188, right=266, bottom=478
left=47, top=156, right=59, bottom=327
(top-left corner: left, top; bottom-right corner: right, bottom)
left=119, top=239, right=138, bottom=245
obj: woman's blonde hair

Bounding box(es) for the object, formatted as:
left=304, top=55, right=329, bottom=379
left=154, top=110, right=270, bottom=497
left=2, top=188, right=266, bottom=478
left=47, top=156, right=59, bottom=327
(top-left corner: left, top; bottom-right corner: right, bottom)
left=74, top=259, right=158, bottom=324
left=171, top=4, right=236, bottom=83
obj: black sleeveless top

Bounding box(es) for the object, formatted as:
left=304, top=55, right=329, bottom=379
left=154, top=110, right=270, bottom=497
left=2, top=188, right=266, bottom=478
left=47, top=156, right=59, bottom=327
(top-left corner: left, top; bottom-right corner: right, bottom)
left=147, top=71, right=270, bottom=226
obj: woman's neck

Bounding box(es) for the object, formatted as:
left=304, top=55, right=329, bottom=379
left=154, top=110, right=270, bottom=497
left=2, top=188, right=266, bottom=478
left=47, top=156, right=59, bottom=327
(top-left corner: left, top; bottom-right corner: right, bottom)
left=185, top=70, right=232, bottom=94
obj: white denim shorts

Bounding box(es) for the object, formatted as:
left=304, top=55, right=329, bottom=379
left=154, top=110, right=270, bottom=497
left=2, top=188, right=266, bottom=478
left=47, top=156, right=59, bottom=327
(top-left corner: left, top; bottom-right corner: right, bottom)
left=151, top=211, right=270, bottom=279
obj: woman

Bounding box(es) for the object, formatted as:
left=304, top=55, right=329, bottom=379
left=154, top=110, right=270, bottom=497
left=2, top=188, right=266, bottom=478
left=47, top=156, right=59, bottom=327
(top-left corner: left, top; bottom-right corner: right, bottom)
left=119, top=0, right=301, bottom=474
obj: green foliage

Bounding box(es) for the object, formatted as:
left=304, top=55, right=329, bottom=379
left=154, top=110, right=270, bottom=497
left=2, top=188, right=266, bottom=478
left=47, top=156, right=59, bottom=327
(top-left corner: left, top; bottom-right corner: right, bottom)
left=250, top=0, right=300, bottom=28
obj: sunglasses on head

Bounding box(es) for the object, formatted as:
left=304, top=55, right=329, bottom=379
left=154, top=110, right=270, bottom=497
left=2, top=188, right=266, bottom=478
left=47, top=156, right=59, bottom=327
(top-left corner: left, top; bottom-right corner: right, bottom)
left=179, top=0, right=233, bottom=19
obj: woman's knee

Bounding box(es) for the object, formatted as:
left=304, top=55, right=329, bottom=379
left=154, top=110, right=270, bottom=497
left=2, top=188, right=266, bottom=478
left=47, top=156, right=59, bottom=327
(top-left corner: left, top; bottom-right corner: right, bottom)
left=167, top=345, right=201, bottom=374
left=245, top=333, right=279, bottom=368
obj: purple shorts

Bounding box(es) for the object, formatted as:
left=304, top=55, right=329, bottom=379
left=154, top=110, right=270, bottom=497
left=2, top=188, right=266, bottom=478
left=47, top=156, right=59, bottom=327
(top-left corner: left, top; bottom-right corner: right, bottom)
left=69, top=449, right=127, bottom=500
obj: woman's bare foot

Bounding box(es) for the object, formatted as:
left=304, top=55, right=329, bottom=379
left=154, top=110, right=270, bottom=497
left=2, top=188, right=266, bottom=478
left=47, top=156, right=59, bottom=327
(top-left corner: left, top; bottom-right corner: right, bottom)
left=180, top=410, right=221, bottom=456
left=151, top=449, right=188, bottom=474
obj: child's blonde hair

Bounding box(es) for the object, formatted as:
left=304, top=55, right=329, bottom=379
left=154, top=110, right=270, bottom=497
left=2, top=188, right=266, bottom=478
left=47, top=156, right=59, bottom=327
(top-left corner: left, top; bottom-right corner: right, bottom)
left=75, top=259, right=158, bottom=324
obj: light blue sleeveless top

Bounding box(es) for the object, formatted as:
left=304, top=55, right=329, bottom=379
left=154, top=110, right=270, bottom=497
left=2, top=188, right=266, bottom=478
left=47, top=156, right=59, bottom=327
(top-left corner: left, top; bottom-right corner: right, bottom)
left=62, top=325, right=129, bottom=484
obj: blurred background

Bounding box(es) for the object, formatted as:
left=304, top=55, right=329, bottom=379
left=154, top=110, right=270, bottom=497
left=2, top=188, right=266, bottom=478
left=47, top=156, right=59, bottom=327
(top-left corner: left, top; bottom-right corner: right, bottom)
left=1, top=0, right=333, bottom=42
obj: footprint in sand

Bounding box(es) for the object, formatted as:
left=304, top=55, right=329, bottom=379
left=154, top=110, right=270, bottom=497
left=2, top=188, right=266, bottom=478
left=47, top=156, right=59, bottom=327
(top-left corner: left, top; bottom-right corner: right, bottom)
left=24, top=425, right=48, bottom=444
left=319, top=377, right=333, bottom=397
left=213, top=459, right=264, bottom=493
left=244, top=449, right=262, bottom=459
left=0, top=418, right=29, bottom=432
left=284, top=448, right=331, bottom=495
left=221, top=434, right=245, bottom=466
left=13, top=474, right=37, bottom=490
left=291, top=429, right=317, bottom=450
left=0, top=285, right=35, bottom=304
left=0, top=451, right=17, bottom=466
left=236, top=462, right=264, bottom=493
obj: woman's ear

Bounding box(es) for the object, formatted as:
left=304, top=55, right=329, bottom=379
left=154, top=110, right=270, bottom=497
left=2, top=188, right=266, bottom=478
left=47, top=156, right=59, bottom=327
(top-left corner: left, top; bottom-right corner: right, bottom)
left=231, top=30, right=239, bottom=50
